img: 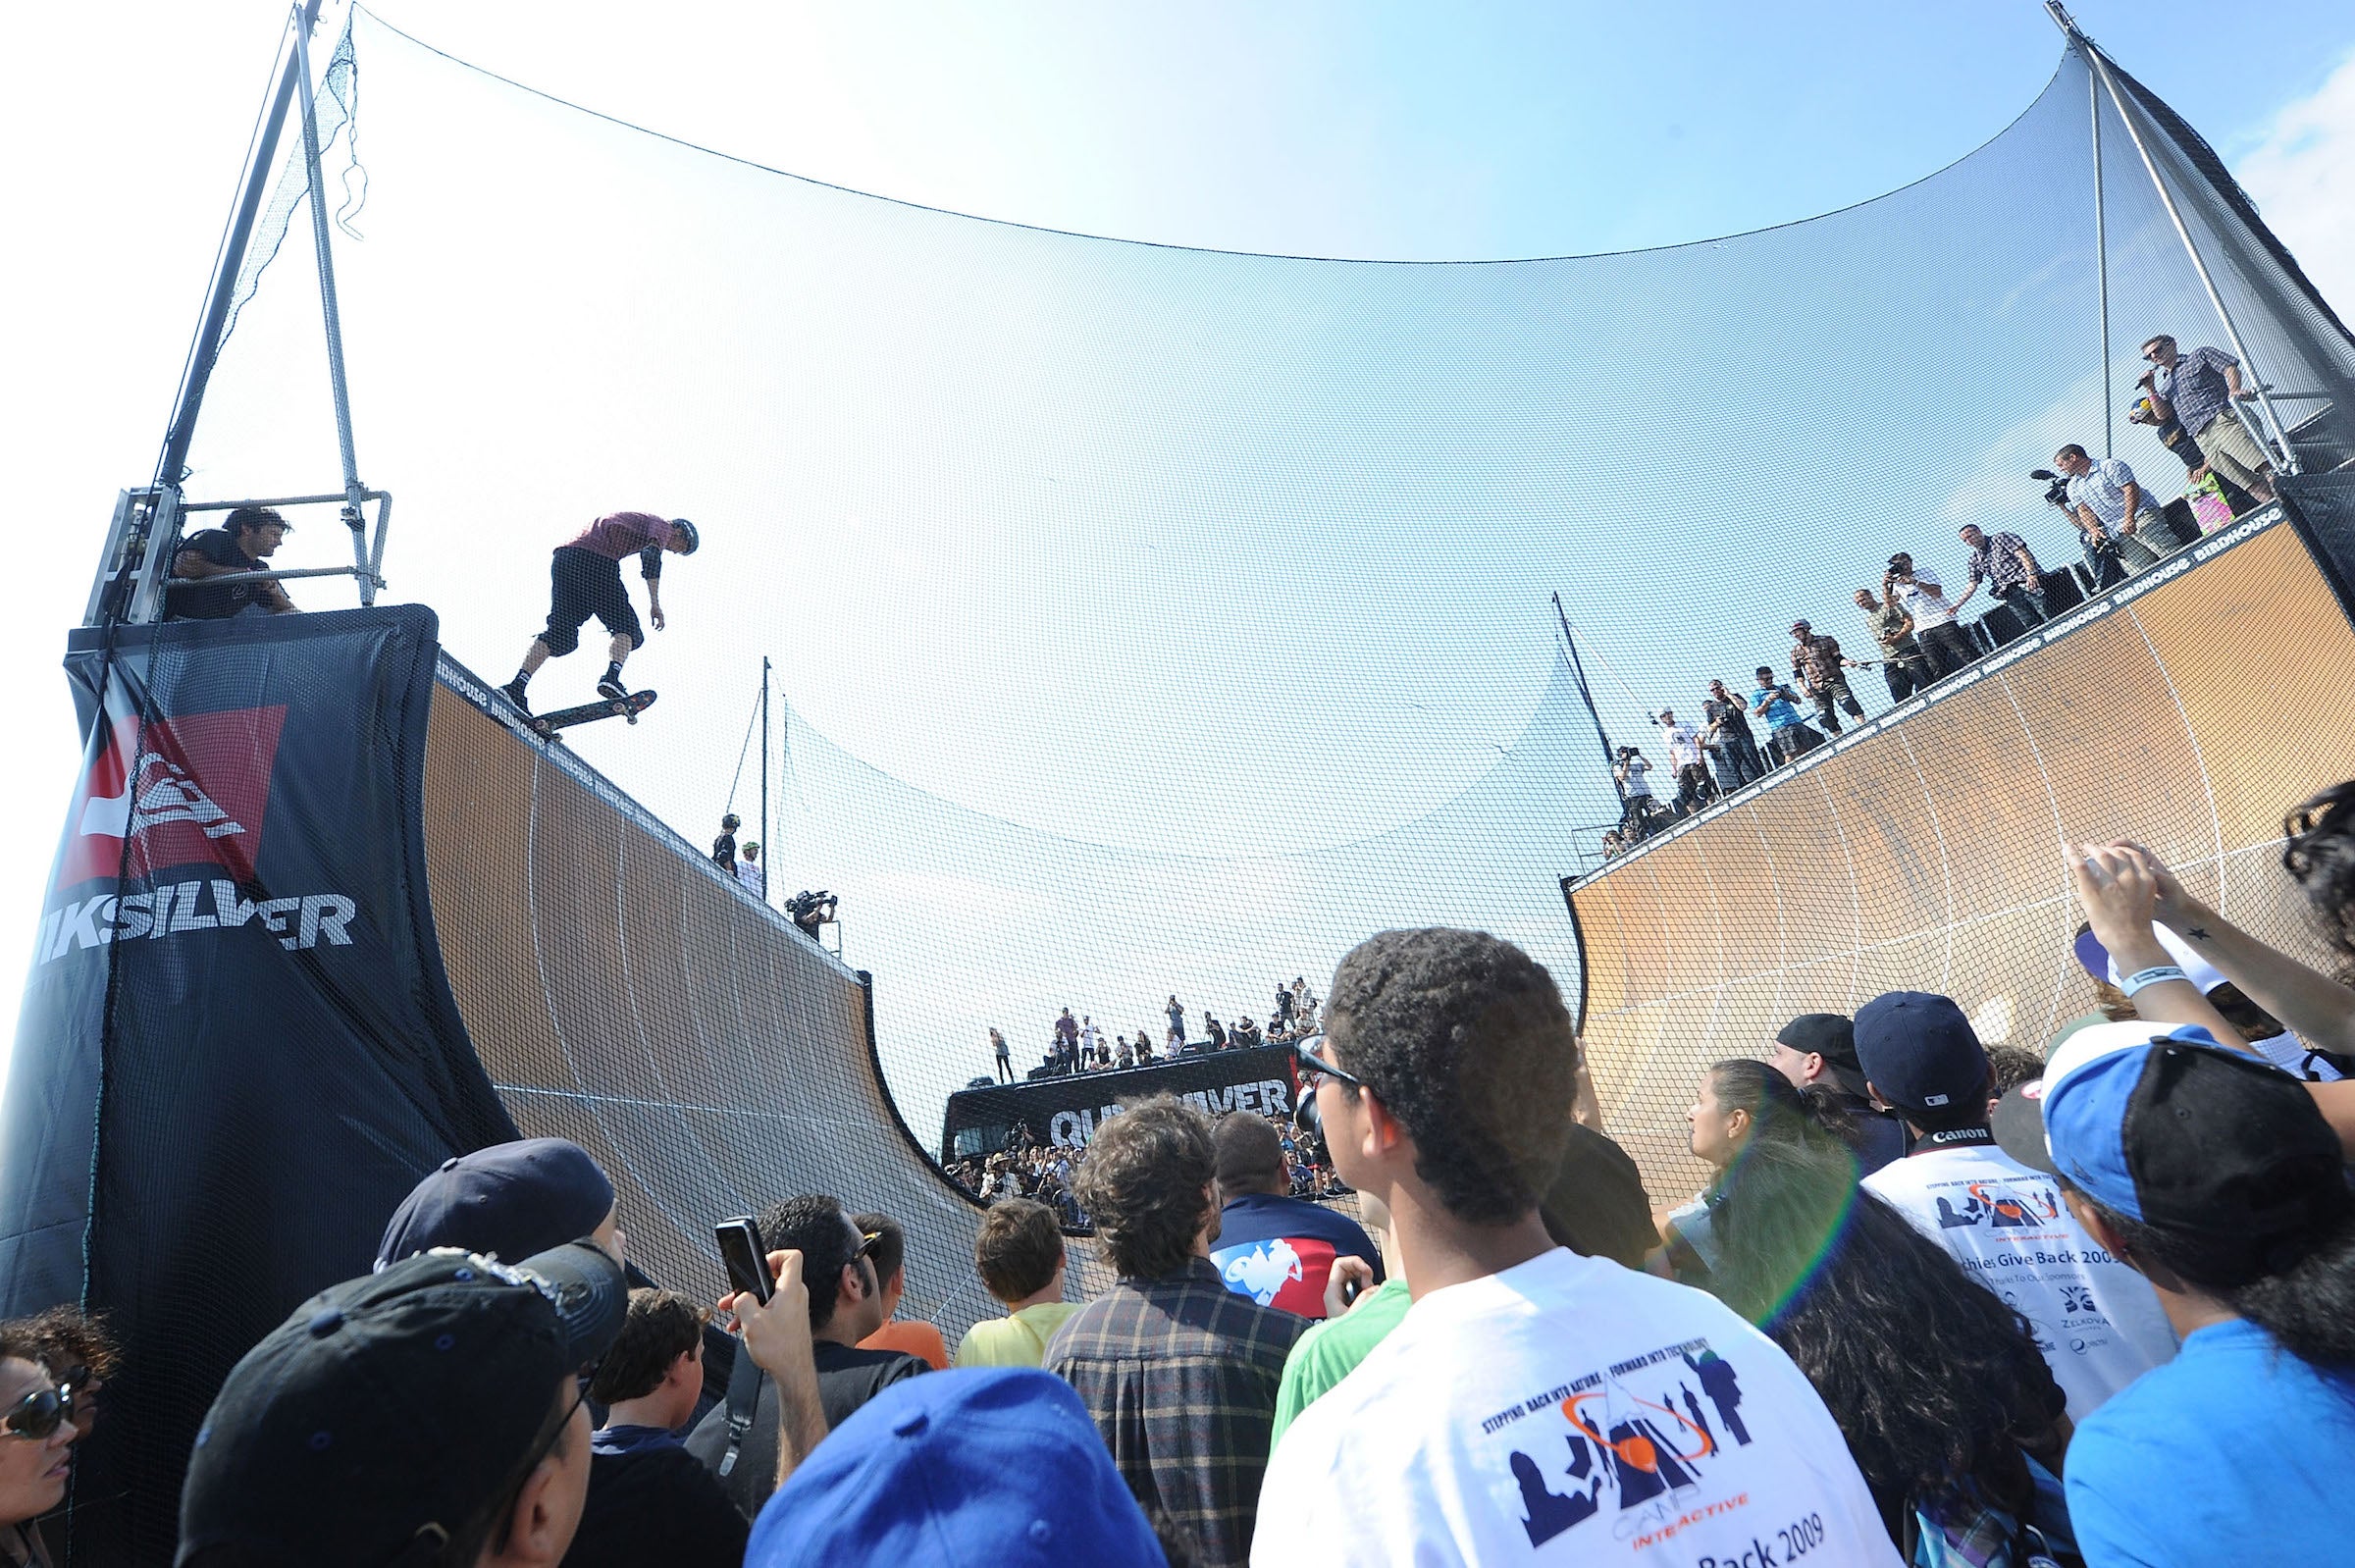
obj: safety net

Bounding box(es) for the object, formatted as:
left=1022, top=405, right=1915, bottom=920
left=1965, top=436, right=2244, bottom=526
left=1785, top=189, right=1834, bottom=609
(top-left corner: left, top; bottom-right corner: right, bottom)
left=136, top=11, right=2355, bottom=1228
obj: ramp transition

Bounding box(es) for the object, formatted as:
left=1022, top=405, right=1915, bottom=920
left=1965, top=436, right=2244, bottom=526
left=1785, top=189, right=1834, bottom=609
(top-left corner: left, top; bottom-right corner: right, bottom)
left=1568, top=506, right=2355, bottom=1200
left=422, top=659, right=1002, bottom=1336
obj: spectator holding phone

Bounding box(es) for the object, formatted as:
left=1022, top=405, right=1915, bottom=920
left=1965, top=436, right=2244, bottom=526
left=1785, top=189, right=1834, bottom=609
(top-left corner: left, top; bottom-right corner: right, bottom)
left=1749, top=666, right=1824, bottom=766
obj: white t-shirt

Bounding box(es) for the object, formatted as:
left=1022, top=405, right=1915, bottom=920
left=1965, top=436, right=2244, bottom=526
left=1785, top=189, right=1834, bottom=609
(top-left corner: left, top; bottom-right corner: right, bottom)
left=1618, top=758, right=1654, bottom=799
left=1658, top=723, right=1704, bottom=772
left=1861, top=1141, right=2175, bottom=1421
left=1253, top=1248, right=1898, bottom=1568
left=734, top=861, right=765, bottom=898
left=1892, top=570, right=1959, bottom=629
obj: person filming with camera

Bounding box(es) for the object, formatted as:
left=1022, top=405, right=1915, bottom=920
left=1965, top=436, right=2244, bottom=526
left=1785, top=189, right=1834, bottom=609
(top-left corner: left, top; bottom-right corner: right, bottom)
left=2052, top=443, right=2165, bottom=590
left=1611, top=745, right=1659, bottom=841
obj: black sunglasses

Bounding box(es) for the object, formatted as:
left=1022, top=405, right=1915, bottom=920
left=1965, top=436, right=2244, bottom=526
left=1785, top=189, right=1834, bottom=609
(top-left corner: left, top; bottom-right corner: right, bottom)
left=849, top=1229, right=883, bottom=1264
left=1293, top=1040, right=1365, bottom=1092
left=3, top=1386, right=75, bottom=1441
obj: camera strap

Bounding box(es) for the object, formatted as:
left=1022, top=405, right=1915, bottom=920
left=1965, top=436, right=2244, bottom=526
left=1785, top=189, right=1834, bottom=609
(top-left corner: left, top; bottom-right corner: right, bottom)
left=715, top=1333, right=766, bottom=1483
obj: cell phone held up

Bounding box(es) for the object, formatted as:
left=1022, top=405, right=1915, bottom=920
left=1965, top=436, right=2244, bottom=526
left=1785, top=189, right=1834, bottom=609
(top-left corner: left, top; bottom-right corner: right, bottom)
left=714, top=1216, right=772, bottom=1305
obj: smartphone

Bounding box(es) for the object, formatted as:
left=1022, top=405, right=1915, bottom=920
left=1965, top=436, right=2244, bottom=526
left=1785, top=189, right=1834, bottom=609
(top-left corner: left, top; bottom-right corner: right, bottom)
left=714, top=1217, right=772, bottom=1304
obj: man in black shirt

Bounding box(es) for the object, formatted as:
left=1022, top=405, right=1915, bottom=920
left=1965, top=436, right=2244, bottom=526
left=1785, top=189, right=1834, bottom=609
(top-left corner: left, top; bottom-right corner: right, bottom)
left=685, top=1195, right=928, bottom=1517
left=165, top=506, right=298, bottom=620
left=565, top=1288, right=747, bottom=1568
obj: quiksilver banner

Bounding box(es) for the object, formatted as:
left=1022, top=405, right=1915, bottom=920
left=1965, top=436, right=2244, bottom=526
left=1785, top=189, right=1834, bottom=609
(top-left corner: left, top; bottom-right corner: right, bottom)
left=0, top=606, right=516, bottom=1563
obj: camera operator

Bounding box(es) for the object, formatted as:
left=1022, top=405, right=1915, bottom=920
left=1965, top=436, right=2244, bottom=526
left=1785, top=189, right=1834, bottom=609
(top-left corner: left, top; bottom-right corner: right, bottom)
left=1611, top=746, right=1659, bottom=841
left=788, top=890, right=837, bottom=943
left=1853, top=588, right=1930, bottom=704
left=2050, top=444, right=2164, bottom=591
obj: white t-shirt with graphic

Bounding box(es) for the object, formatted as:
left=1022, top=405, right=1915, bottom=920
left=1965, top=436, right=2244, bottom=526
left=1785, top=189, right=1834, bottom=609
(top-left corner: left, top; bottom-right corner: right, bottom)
left=1893, top=571, right=1959, bottom=629
left=1252, top=1248, right=1898, bottom=1568
left=1861, top=1142, right=2175, bottom=1421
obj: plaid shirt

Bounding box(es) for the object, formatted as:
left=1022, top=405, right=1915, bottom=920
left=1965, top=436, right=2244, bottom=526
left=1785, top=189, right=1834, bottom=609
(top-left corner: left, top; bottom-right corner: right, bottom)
left=1790, top=633, right=1848, bottom=691
left=1964, top=531, right=2040, bottom=595
left=1044, top=1257, right=1308, bottom=1568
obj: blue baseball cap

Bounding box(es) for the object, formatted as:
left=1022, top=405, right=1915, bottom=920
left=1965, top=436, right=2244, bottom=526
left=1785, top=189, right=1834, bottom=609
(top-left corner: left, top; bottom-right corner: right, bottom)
left=1853, top=991, right=1987, bottom=1121
left=376, top=1138, right=615, bottom=1269
left=746, top=1369, right=1164, bottom=1568
left=2042, top=1022, right=2345, bottom=1273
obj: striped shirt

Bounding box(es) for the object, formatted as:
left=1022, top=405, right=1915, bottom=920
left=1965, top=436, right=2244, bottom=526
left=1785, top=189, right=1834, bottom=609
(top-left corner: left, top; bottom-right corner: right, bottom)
left=1045, top=1257, right=1308, bottom=1567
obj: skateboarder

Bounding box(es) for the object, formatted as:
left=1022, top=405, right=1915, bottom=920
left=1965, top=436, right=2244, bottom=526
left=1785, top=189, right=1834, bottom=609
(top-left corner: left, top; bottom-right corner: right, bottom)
left=499, top=511, right=698, bottom=714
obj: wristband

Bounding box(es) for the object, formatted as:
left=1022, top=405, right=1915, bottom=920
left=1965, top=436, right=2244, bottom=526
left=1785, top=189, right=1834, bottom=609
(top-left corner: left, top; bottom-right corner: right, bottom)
left=2120, top=966, right=2189, bottom=997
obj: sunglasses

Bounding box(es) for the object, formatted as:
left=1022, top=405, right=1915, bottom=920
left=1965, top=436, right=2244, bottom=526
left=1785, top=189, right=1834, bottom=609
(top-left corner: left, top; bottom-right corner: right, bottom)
left=3, top=1386, right=75, bottom=1441
left=1293, top=1040, right=1365, bottom=1093
left=849, top=1229, right=883, bottom=1264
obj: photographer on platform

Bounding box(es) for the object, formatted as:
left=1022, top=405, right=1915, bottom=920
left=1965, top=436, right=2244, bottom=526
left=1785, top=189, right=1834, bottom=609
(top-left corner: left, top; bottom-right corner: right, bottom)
left=2053, top=444, right=2164, bottom=590
left=1701, top=678, right=1766, bottom=792
left=1654, top=707, right=1715, bottom=817
left=1884, top=553, right=1974, bottom=679
left=1789, top=620, right=1866, bottom=736
left=787, top=890, right=836, bottom=944
left=1611, top=746, right=1659, bottom=840
left=1854, top=588, right=1930, bottom=704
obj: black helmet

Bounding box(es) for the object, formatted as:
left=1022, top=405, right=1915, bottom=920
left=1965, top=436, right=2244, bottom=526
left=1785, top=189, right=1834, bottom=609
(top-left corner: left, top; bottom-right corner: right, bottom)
left=670, top=518, right=700, bottom=554
left=721, top=813, right=741, bottom=830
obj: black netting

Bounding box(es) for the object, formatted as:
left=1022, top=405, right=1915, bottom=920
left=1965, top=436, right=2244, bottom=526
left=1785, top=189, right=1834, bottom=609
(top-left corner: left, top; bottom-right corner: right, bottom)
left=14, top=15, right=2355, bottom=1554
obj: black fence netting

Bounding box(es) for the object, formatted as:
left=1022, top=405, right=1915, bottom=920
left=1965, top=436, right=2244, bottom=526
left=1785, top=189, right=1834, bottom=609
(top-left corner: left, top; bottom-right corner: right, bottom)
left=11, top=9, right=2355, bottom=1556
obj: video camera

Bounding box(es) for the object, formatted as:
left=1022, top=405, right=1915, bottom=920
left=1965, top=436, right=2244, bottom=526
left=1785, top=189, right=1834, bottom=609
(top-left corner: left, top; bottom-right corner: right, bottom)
left=787, top=889, right=837, bottom=928
left=2028, top=468, right=2071, bottom=510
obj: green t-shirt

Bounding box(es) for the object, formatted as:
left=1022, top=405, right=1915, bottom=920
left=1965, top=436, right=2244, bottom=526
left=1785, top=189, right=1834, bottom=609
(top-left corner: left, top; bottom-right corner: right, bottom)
left=953, top=1301, right=1082, bottom=1369
left=1268, top=1277, right=1413, bottom=1449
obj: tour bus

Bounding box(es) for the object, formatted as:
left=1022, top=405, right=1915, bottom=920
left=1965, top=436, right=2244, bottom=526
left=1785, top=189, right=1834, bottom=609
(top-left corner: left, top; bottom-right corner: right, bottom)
left=938, top=1041, right=1302, bottom=1164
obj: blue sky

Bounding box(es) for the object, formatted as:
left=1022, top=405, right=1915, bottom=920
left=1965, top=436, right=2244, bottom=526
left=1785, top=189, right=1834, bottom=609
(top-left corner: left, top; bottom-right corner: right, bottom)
left=7, top=2, right=2354, bottom=1139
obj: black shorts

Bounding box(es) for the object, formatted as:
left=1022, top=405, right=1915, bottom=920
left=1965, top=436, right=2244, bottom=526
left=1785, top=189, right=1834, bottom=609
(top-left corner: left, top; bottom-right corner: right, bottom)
left=540, top=546, right=643, bottom=655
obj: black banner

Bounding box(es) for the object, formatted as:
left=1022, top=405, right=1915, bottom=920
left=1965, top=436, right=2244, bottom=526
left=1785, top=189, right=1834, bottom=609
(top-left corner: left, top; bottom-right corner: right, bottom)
left=941, top=1043, right=1300, bottom=1162
left=0, top=606, right=516, bottom=1563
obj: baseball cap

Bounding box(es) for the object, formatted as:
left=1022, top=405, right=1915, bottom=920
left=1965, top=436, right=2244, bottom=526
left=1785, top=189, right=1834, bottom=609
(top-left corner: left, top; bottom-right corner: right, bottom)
left=1853, top=991, right=1988, bottom=1122
left=1540, top=1124, right=1656, bottom=1271
left=180, top=1241, right=627, bottom=1567
left=1775, top=1014, right=1865, bottom=1099
left=376, top=1138, right=614, bottom=1269
left=1989, top=1079, right=2056, bottom=1172
left=746, top=1369, right=1163, bottom=1568
left=1790, top=620, right=1811, bottom=635
left=2041, top=1022, right=2347, bottom=1276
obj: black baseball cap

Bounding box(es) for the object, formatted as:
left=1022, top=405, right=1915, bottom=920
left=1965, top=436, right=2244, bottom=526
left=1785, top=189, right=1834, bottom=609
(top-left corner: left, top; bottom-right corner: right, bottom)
left=1540, top=1124, right=1657, bottom=1271
left=2042, top=1022, right=2351, bottom=1281
left=376, top=1138, right=614, bottom=1269
left=1853, top=991, right=1988, bottom=1122
left=1775, top=1014, right=1865, bottom=1099
left=179, top=1241, right=627, bottom=1567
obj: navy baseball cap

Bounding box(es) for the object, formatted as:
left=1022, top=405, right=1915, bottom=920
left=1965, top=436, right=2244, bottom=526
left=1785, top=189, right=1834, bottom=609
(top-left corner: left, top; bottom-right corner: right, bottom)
left=1853, top=991, right=1988, bottom=1121
left=180, top=1241, right=627, bottom=1567
left=2041, top=1022, right=2346, bottom=1276
left=376, top=1138, right=614, bottom=1269
left=746, top=1369, right=1164, bottom=1568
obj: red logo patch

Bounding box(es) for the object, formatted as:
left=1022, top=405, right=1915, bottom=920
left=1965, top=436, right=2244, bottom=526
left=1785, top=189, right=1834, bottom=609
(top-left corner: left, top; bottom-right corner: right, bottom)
left=55, top=704, right=288, bottom=890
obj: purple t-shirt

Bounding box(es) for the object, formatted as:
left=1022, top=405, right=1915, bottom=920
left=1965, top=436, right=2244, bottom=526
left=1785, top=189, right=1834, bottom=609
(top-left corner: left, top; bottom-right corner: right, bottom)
left=563, top=511, right=670, bottom=577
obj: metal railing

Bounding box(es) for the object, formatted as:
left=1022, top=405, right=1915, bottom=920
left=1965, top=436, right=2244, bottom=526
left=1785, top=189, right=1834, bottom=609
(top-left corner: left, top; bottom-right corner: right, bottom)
left=85, top=486, right=392, bottom=627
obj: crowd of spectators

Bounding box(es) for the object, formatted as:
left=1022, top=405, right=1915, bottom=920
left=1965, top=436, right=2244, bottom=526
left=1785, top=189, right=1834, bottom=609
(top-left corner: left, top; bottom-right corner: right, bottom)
left=24, top=769, right=2355, bottom=1565
left=993, top=979, right=1324, bottom=1082
left=944, top=1110, right=1350, bottom=1226
left=1602, top=331, right=2281, bottom=859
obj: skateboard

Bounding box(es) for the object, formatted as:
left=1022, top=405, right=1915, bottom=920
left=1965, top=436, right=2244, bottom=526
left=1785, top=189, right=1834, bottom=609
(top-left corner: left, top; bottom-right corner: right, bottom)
left=531, top=689, right=657, bottom=742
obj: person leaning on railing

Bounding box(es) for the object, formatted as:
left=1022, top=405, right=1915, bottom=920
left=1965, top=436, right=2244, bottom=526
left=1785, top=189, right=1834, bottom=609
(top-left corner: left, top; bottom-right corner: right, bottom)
left=165, top=505, right=300, bottom=620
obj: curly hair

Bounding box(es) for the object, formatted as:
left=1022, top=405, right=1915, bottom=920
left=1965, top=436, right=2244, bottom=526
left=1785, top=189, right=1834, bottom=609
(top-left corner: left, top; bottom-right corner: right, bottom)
left=13, top=1304, right=121, bottom=1383
left=974, top=1198, right=1066, bottom=1303
left=757, top=1194, right=865, bottom=1332
left=1708, top=1136, right=2067, bottom=1527
left=1324, top=928, right=1577, bottom=1225
left=2283, top=780, right=2355, bottom=973
left=1073, top=1096, right=1216, bottom=1281
left=588, top=1287, right=707, bottom=1404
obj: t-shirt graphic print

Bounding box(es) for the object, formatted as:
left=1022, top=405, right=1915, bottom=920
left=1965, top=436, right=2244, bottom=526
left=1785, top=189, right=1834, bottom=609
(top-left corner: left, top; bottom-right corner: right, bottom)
left=1252, top=1249, right=1897, bottom=1566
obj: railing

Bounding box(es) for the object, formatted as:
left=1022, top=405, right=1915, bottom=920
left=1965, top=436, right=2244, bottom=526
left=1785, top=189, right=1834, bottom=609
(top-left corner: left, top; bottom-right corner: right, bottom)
left=83, top=486, right=392, bottom=627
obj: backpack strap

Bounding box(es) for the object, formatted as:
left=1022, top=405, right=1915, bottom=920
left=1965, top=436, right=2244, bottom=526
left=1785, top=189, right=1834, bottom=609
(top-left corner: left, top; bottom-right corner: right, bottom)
left=715, top=1336, right=766, bottom=1480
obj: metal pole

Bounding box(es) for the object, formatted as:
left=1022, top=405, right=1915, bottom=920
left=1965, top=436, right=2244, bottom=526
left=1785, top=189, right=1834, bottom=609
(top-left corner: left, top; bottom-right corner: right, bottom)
left=1550, top=593, right=1618, bottom=772
left=289, top=6, right=378, bottom=598
left=2090, top=61, right=2112, bottom=459
left=2062, top=19, right=2300, bottom=473
left=154, top=5, right=319, bottom=494
left=759, top=656, right=771, bottom=906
